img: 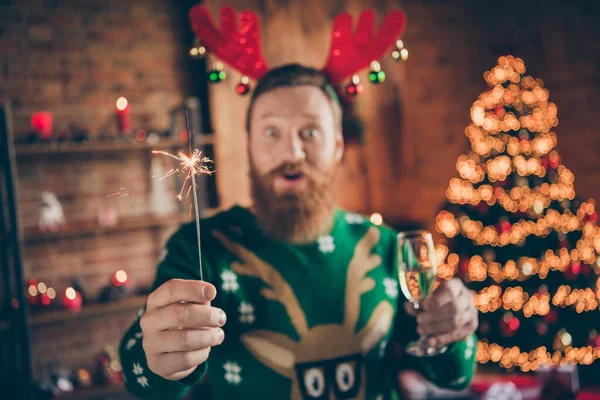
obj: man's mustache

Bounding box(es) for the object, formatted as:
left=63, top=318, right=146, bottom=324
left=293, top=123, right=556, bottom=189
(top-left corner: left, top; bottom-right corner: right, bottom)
left=265, top=162, right=311, bottom=178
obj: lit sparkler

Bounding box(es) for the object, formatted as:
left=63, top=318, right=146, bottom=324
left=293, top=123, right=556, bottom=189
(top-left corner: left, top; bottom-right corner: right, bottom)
left=152, top=110, right=211, bottom=280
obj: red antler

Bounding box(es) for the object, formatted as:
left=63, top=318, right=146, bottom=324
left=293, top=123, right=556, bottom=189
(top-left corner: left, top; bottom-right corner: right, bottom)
left=189, top=5, right=269, bottom=80
left=323, top=9, right=407, bottom=84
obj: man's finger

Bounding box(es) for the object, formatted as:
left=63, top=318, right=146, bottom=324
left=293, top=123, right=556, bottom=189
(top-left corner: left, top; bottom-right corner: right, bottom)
left=417, top=292, right=472, bottom=325
left=417, top=308, right=472, bottom=337
left=143, top=303, right=226, bottom=331
left=426, top=328, right=469, bottom=348
left=144, top=328, right=224, bottom=353
left=151, top=348, right=211, bottom=378
left=424, top=307, right=479, bottom=347
left=421, top=279, right=465, bottom=311
left=147, top=279, right=217, bottom=309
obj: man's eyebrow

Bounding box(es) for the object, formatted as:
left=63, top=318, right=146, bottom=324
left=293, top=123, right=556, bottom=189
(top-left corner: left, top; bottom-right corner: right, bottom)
left=257, top=112, right=320, bottom=120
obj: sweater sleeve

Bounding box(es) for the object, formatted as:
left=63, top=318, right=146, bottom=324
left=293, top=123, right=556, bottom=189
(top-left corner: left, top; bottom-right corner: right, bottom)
left=389, top=305, right=478, bottom=391
left=119, top=224, right=215, bottom=399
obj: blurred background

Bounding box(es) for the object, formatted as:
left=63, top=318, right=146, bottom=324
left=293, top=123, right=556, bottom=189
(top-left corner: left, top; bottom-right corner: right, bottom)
left=1, top=0, right=600, bottom=399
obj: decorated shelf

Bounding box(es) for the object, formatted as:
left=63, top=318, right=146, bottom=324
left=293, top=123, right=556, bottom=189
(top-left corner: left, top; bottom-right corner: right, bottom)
left=29, top=295, right=147, bottom=327
left=14, top=135, right=214, bottom=156
left=21, top=213, right=215, bottom=243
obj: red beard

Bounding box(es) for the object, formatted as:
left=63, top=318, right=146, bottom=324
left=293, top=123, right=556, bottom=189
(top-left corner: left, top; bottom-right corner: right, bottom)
left=250, top=160, right=337, bottom=242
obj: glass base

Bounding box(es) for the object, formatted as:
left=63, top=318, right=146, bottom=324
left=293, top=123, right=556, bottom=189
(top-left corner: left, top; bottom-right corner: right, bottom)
left=406, top=337, right=448, bottom=357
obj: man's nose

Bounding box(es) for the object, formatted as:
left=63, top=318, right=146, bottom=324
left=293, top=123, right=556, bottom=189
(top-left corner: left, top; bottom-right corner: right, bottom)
left=281, top=133, right=306, bottom=163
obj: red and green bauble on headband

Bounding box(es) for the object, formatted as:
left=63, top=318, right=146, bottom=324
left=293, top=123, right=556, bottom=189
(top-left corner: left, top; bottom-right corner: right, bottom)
left=188, top=5, right=408, bottom=96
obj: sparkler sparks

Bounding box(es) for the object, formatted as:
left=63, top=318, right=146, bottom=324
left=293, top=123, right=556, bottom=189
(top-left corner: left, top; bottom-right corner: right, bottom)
left=106, top=187, right=139, bottom=205
left=152, top=149, right=213, bottom=201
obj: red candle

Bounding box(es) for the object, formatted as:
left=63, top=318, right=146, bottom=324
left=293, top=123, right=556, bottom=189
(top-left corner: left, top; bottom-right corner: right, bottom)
left=62, top=287, right=83, bottom=312
left=31, top=111, right=53, bottom=140
left=115, top=97, right=132, bottom=134
left=112, top=270, right=128, bottom=287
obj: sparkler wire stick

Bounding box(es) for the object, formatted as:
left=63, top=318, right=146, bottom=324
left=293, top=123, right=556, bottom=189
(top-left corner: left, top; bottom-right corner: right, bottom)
left=185, top=109, right=204, bottom=281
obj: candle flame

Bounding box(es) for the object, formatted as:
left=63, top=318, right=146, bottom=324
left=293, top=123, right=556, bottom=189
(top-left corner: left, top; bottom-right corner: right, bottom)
left=116, top=97, right=128, bottom=110
left=65, top=287, right=77, bottom=300
left=115, top=270, right=128, bottom=284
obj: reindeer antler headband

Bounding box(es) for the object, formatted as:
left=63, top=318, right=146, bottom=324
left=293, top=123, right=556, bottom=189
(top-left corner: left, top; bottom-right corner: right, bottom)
left=188, top=5, right=407, bottom=96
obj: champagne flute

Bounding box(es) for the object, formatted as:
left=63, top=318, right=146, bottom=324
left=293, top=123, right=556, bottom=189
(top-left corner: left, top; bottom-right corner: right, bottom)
left=397, top=230, right=447, bottom=357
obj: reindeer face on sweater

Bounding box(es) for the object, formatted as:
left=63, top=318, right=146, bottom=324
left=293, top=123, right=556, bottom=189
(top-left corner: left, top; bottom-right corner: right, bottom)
left=214, top=227, right=394, bottom=400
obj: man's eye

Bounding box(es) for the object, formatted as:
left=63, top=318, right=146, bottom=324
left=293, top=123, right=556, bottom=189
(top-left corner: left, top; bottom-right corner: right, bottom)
left=264, top=128, right=279, bottom=138
left=300, top=129, right=319, bottom=139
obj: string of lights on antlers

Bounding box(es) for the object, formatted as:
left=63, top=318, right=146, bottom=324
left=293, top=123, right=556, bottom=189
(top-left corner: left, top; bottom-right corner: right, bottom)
left=188, top=5, right=408, bottom=97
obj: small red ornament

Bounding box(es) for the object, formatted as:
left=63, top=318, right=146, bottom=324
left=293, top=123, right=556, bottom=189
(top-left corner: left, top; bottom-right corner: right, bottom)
left=236, top=76, right=251, bottom=95
left=500, top=221, right=512, bottom=233
left=40, top=293, right=51, bottom=306
left=537, top=322, right=548, bottom=335
left=494, top=105, right=506, bottom=118
left=590, top=212, right=598, bottom=223
left=508, top=317, right=520, bottom=331
left=588, top=335, right=600, bottom=348
left=346, top=75, right=364, bottom=96
left=459, top=258, right=470, bottom=274
left=564, top=261, right=580, bottom=279
left=544, top=308, right=559, bottom=324
left=500, top=316, right=520, bottom=337
left=135, top=129, right=147, bottom=141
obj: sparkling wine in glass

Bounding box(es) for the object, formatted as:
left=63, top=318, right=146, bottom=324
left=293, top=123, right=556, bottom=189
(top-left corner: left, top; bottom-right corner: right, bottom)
left=398, top=230, right=447, bottom=357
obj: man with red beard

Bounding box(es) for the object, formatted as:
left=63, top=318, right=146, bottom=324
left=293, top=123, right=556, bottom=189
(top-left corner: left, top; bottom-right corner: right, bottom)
left=120, top=65, right=478, bottom=400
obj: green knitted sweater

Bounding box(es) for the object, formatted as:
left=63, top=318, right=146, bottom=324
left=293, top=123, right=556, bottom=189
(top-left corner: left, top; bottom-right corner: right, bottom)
left=120, top=206, right=476, bottom=399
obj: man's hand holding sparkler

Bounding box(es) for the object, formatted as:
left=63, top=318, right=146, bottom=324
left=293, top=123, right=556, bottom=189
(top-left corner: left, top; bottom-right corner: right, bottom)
left=140, top=279, right=226, bottom=381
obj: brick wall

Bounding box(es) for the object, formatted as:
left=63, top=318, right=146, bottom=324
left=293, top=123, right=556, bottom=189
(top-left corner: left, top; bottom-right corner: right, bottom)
left=0, top=0, right=195, bottom=138
left=0, top=0, right=197, bottom=386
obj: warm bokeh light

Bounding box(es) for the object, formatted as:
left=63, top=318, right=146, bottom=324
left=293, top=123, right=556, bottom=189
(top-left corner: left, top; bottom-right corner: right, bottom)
left=37, top=282, right=47, bottom=294
left=116, top=97, right=128, bottom=111
left=370, top=213, right=383, bottom=226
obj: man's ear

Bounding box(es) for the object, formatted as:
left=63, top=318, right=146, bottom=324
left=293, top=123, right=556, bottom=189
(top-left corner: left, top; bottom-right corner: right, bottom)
left=334, top=132, right=345, bottom=163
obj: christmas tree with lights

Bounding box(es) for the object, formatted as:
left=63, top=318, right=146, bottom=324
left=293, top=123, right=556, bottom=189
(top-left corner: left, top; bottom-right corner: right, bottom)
left=435, top=56, right=600, bottom=376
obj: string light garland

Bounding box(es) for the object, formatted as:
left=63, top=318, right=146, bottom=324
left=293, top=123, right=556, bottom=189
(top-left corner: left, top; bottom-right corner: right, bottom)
left=445, top=163, right=576, bottom=210
left=436, top=237, right=600, bottom=285
left=477, top=342, right=600, bottom=372
left=471, top=282, right=600, bottom=315
left=437, top=209, right=583, bottom=247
